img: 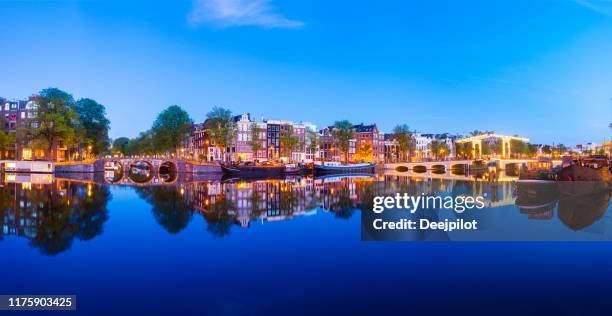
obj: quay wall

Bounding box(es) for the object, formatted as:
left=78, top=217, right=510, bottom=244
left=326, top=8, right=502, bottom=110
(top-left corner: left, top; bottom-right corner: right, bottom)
left=53, top=159, right=222, bottom=174
left=54, top=160, right=105, bottom=173
left=184, top=161, right=222, bottom=174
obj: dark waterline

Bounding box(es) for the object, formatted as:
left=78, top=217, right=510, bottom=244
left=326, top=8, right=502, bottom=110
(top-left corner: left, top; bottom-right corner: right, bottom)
left=1, top=174, right=612, bottom=315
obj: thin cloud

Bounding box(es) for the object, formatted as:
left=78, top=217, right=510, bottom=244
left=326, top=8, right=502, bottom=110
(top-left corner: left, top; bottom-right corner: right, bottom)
left=189, top=0, right=304, bottom=29
left=573, top=0, right=612, bottom=14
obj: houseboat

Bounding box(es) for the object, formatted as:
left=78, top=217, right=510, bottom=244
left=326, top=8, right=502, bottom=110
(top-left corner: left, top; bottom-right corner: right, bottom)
left=313, top=162, right=376, bottom=175
left=221, top=162, right=284, bottom=177
left=518, top=158, right=557, bottom=181
left=283, top=164, right=307, bottom=175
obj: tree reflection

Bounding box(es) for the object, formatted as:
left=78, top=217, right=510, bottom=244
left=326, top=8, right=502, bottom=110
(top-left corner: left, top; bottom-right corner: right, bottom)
left=203, top=197, right=236, bottom=237
left=0, top=181, right=111, bottom=255
left=136, top=186, right=194, bottom=234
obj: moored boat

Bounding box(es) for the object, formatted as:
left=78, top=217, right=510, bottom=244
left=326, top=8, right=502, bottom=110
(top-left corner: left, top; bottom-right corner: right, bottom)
left=556, top=156, right=610, bottom=182
left=283, top=164, right=306, bottom=175
left=518, top=158, right=557, bottom=181
left=221, top=164, right=284, bottom=177
left=314, top=163, right=375, bottom=175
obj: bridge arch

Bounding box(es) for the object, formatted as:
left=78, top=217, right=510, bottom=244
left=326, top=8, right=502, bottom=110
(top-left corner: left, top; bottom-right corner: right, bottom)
left=431, top=164, right=446, bottom=174
left=128, top=160, right=154, bottom=184
left=412, top=165, right=427, bottom=173
left=158, top=161, right=179, bottom=184
left=395, top=165, right=410, bottom=172
left=104, top=160, right=124, bottom=184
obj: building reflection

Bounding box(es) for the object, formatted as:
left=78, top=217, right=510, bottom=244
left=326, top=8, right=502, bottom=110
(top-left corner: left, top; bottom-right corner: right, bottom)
left=180, top=176, right=382, bottom=235
left=2, top=173, right=610, bottom=246
left=0, top=177, right=111, bottom=255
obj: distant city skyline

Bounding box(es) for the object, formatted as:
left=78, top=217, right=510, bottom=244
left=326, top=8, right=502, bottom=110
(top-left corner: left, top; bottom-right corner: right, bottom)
left=1, top=0, right=611, bottom=145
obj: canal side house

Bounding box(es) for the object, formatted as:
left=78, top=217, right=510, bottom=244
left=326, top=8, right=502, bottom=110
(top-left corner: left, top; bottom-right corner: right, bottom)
left=384, top=134, right=400, bottom=163
left=353, top=123, right=385, bottom=163
left=1, top=98, right=67, bottom=161
left=318, top=123, right=385, bottom=163
left=186, top=113, right=318, bottom=163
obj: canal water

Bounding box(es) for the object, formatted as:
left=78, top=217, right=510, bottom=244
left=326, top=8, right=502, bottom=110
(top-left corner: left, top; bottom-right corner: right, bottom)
left=1, top=173, right=612, bottom=315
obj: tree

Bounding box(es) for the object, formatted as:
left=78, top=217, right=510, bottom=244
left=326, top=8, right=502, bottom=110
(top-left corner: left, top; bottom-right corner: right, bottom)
left=0, top=117, right=16, bottom=159
left=125, top=131, right=154, bottom=156
left=556, top=144, right=568, bottom=156
left=470, top=130, right=484, bottom=136
left=0, top=132, right=16, bottom=159
left=430, top=140, right=450, bottom=160
left=279, top=125, right=299, bottom=161
left=332, top=120, right=354, bottom=164
left=112, top=137, right=130, bottom=155
left=20, top=88, right=79, bottom=161
left=249, top=123, right=264, bottom=158
left=527, top=144, right=539, bottom=158
left=74, top=98, right=111, bottom=156
left=510, top=139, right=528, bottom=158
left=151, top=105, right=193, bottom=154
left=355, top=142, right=373, bottom=162
left=456, top=143, right=473, bottom=159
left=306, top=127, right=319, bottom=160
left=393, top=124, right=413, bottom=162
left=206, top=107, right=236, bottom=162
left=481, top=141, right=490, bottom=156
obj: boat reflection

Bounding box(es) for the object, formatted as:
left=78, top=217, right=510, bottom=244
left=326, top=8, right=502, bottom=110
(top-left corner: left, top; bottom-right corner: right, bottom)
left=515, top=181, right=611, bottom=230
left=1, top=174, right=611, bottom=254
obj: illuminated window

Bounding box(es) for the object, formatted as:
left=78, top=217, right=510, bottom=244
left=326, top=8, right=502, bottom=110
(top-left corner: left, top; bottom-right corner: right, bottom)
left=22, top=149, right=32, bottom=160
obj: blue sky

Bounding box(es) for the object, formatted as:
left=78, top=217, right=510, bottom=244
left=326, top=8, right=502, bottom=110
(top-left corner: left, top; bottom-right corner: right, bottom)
left=1, top=0, right=611, bottom=145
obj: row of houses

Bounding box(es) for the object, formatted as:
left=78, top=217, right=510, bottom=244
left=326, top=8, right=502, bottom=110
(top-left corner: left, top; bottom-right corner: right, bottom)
left=1, top=98, right=67, bottom=161
left=183, top=113, right=468, bottom=164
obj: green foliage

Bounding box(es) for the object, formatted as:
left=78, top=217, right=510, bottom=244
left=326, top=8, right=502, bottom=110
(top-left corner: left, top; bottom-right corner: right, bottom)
left=249, top=123, right=264, bottom=153
left=151, top=105, right=193, bottom=152
left=0, top=119, right=16, bottom=159
left=112, top=137, right=130, bottom=155
left=510, top=139, right=528, bottom=158
left=206, top=107, right=236, bottom=161
left=455, top=143, right=473, bottom=159
left=430, top=140, right=450, bottom=159
left=280, top=125, right=299, bottom=160
left=527, top=144, right=539, bottom=157
left=20, top=88, right=79, bottom=160
left=393, top=124, right=413, bottom=161
left=125, top=131, right=154, bottom=156
left=74, top=98, right=111, bottom=155
left=332, top=120, right=354, bottom=163
left=306, top=127, right=319, bottom=155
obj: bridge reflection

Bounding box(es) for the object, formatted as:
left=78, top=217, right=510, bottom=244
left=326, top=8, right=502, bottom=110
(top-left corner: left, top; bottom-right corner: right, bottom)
left=1, top=173, right=610, bottom=252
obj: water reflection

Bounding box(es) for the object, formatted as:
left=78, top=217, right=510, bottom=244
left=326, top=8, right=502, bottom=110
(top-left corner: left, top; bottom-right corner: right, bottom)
left=0, top=179, right=110, bottom=255
left=135, top=186, right=194, bottom=234
left=1, top=173, right=611, bottom=254
left=516, top=181, right=611, bottom=230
